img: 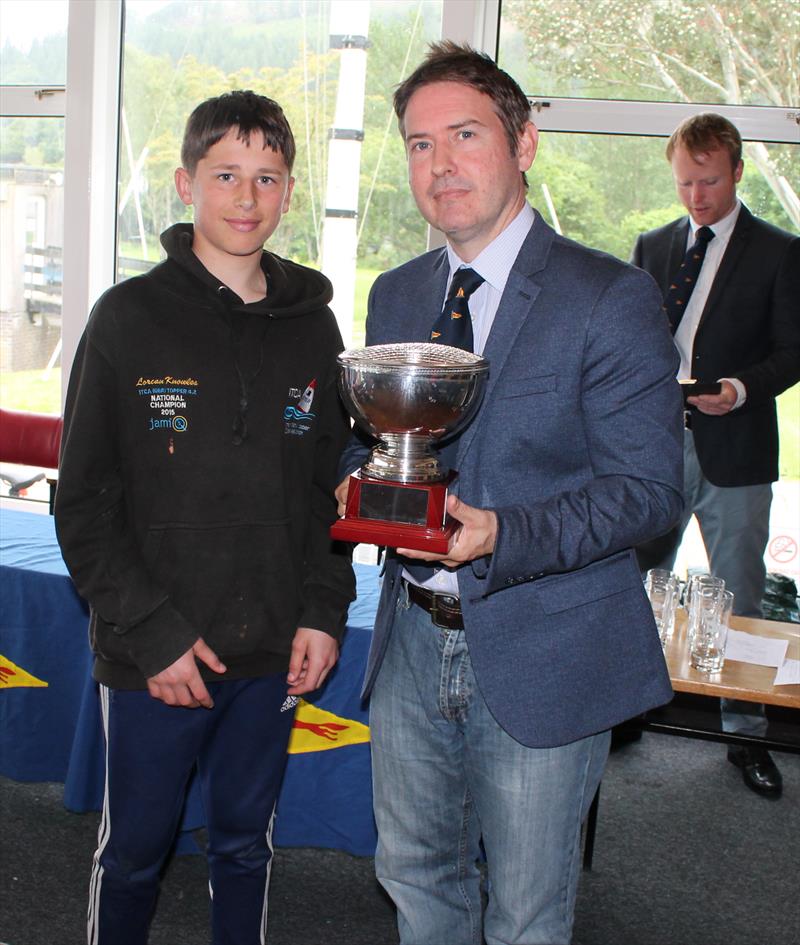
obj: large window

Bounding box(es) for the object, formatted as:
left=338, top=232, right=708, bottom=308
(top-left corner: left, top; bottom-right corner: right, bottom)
left=499, top=0, right=799, bottom=248
left=0, top=1, right=68, bottom=417
left=498, top=0, right=799, bottom=483
left=117, top=0, right=443, bottom=346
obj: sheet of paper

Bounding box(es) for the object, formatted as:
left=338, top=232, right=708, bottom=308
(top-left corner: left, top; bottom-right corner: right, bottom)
left=773, top=658, right=800, bottom=687
left=724, top=629, right=788, bottom=668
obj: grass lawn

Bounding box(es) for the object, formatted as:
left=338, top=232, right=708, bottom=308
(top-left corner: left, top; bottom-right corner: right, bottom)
left=350, top=267, right=382, bottom=346
left=777, top=385, right=800, bottom=481
left=0, top=368, right=62, bottom=415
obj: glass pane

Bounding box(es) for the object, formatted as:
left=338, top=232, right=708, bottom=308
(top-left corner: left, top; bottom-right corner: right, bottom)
left=118, top=0, right=443, bottom=346
left=0, top=1, right=68, bottom=85
left=0, top=117, right=65, bottom=417
left=499, top=0, right=798, bottom=107
left=528, top=132, right=798, bottom=262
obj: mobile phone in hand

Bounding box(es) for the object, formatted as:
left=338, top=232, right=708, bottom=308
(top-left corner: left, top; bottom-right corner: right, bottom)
left=680, top=379, right=722, bottom=399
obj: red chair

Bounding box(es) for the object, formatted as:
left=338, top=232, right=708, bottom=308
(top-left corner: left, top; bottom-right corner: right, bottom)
left=0, top=407, right=63, bottom=512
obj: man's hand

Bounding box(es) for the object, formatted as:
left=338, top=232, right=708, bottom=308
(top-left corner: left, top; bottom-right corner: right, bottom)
left=335, top=476, right=350, bottom=517
left=146, top=637, right=227, bottom=709
left=398, top=494, right=498, bottom=568
left=287, top=627, right=339, bottom=695
left=687, top=379, right=738, bottom=416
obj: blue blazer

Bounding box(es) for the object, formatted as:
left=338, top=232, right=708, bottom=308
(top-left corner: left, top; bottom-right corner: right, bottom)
left=341, top=211, right=683, bottom=748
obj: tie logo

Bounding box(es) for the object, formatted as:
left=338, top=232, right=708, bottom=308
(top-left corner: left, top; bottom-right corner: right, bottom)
left=429, top=267, right=485, bottom=351
left=663, top=226, right=714, bottom=333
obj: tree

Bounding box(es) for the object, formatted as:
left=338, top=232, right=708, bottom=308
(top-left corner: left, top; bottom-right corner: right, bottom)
left=116, top=2, right=437, bottom=271
left=356, top=13, right=435, bottom=269
left=505, top=0, right=800, bottom=229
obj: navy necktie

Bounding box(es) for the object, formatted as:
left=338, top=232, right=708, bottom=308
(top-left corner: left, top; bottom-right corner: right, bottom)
left=430, top=268, right=485, bottom=352
left=664, top=226, right=714, bottom=334
left=403, top=269, right=484, bottom=583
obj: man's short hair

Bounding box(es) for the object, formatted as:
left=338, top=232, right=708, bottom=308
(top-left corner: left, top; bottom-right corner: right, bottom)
left=181, top=90, right=296, bottom=175
left=666, top=113, right=742, bottom=170
left=393, top=41, right=531, bottom=162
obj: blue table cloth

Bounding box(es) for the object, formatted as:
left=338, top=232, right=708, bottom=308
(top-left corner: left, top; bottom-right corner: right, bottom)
left=0, top=508, right=381, bottom=855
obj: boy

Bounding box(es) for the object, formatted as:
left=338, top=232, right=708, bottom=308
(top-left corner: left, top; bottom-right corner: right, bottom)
left=55, top=90, right=356, bottom=945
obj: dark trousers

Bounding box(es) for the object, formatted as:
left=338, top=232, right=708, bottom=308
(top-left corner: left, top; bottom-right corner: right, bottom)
left=89, top=676, right=294, bottom=945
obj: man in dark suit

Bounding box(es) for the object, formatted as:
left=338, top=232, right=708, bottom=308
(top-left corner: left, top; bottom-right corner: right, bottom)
left=337, top=43, right=682, bottom=944
left=633, top=113, right=800, bottom=799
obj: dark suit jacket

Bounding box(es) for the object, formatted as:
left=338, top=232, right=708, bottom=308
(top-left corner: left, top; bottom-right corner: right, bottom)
left=632, top=204, right=800, bottom=487
left=340, top=210, right=682, bottom=748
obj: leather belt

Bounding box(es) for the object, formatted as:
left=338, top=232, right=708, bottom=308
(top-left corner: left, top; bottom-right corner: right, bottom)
left=405, top=581, right=464, bottom=630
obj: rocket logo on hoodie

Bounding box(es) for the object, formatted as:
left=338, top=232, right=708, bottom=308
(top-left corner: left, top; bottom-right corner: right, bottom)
left=284, top=379, right=317, bottom=436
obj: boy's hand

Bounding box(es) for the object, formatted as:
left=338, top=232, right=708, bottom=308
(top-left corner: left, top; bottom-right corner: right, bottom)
left=335, top=476, right=351, bottom=517
left=287, top=627, right=339, bottom=695
left=146, top=637, right=227, bottom=709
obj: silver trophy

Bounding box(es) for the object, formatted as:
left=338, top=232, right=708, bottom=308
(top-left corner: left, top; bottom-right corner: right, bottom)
left=331, top=343, right=489, bottom=551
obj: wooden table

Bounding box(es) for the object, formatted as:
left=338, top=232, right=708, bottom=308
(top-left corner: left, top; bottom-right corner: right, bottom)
left=663, top=611, right=800, bottom=709
left=583, top=612, right=800, bottom=869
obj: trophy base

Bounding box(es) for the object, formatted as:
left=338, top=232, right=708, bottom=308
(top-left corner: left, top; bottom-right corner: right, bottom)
left=331, top=470, right=456, bottom=553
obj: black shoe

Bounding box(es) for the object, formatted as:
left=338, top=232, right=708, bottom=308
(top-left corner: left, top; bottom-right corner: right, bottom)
left=727, top=746, right=783, bottom=798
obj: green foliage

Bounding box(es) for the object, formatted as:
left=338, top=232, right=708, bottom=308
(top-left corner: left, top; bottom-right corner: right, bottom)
left=0, top=33, right=67, bottom=85
left=355, top=15, right=434, bottom=268
left=0, top=117, right=64, bottom=166
left=504, top=0, right=799, bottom=106
left=116, top=3, right=433, bottom=270
left=529, top=132, right=686, bottom=259
left=504, top=0, right=800, bottom=234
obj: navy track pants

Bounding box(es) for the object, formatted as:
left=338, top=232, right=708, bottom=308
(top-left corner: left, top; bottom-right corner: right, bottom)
left=89, top=676, right=296, bottom=945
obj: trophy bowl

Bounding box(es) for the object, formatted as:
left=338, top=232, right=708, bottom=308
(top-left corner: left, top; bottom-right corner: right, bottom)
left=337, top=342, right=490, bottom=483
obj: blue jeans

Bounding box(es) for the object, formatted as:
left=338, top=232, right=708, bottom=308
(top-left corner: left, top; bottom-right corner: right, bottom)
left=370, top=590, right=610, bottom=945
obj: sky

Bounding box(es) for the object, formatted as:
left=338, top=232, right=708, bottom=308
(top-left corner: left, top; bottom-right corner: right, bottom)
left=0, top=0, right=69, bottom=50
left=0, top=0, right=175, bottom=52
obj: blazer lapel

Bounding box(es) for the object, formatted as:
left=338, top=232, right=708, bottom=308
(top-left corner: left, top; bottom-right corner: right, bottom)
left=409, top=250, right=449, bottom=341
left=665, top=221, right=690, bottom=294
left=455, top=213, right=550, bottom=466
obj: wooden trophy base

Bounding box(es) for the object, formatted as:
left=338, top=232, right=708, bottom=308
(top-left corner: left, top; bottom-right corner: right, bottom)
left=330, top=470, right=456, bottom=553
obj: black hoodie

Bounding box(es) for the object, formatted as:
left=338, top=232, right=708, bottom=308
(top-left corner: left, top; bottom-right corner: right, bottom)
left=55, top=224, right=356, bottom=689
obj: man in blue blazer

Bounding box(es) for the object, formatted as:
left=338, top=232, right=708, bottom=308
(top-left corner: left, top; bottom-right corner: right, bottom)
left=337, top=43, right=682, bottom=945
left=633, top=113, right=800, bottom=799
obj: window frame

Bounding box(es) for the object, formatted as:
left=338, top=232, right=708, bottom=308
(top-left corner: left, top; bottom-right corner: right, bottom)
left=0, top=0, right=122, bottom=412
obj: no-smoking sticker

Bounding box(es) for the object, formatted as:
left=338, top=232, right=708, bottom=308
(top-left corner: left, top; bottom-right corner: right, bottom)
left=768, top=535, right=797, bottom=564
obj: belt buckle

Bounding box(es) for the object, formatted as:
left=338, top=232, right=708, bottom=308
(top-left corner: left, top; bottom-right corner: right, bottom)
left=430, top=592, right=443, bottom=627
left=429, top=592, right=457, bottom=629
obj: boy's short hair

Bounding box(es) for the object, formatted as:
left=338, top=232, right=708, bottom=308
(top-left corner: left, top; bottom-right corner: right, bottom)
left=666, top=113, right=742, bottom=170
left=181, top=90, right=296, bottom=175
left=393, top=41, right=531, bottom=161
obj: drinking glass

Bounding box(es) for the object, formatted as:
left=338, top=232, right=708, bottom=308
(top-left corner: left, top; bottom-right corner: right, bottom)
left=690, top=588, right=733, bottom=673
left=645, top=568, right=679, bottom=645
left=686, top=574, right=725, bottom=645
